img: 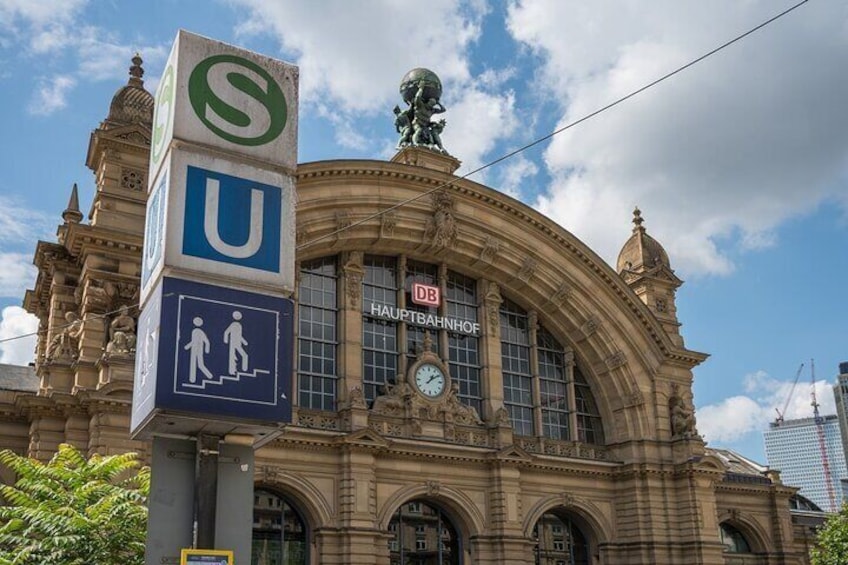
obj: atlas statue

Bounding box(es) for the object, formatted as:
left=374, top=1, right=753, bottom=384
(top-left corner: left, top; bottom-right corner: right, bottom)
left=394, top=68, right=448, bottom=154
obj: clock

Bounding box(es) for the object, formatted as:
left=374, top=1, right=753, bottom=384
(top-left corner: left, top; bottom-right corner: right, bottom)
left=414, top=363, right=447, bottom=398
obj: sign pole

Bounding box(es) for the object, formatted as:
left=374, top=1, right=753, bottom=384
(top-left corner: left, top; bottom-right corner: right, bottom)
left=195, top=434, right=220, bottom=548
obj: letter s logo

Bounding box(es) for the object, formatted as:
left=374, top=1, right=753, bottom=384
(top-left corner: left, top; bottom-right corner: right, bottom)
left=151, top=64, right=175, bottom=166
left=188, top=54, right=287, bottom=146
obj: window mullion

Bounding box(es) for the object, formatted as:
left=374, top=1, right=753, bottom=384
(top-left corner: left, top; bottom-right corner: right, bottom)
left=565, top=349, right=578, bottom=442
left=528, top=310, right=542, bottom=438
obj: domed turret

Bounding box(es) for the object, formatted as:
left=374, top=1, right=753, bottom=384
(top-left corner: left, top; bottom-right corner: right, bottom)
left=617, top=207, right=670, bottom=273
left=617, top=207, right=684, bottom=346
left=105, top=54, right=153, bottom=127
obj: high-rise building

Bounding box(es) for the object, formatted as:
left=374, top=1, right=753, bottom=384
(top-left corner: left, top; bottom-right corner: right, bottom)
left=832, top=362, right=848, bottom=459
left=764, top=414, right=848, bottom=512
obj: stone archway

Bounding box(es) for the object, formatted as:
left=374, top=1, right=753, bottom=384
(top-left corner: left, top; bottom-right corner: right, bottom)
left=251, top=488, right=309, bottom=565
left=386, top=498, right=463, bottom=565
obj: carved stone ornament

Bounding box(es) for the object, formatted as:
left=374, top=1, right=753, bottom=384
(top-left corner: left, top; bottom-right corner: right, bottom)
left=46, top=311, right=83, bottom=362
left=485, top=282, right=503, bottom=338
left=334, top=210, right=351, bottom=242
left=104, top=280, right=138, bottom=303
left=550, top=281, right=571, bottom=306
left=581, top=315, right=600, bottom=338
left=343, top=251, right=365, bottom=310
left=560, top=493, right=575, bottom=507
left=494, top=406, right=510, bottom=426
left=380, top=211, right=397, bottom=238
left=347, top=386, right=367, bottom=409
left=480, top=235, right=500, bottom=263
left=424, top=191, right=457, bottom=250
left=104, top=305, right=136, bottom=357
left=605, top=350, right=627, bottom=370
left=669, top=383, right=697, bottom=438
left=426, top=480, right=441, bottom=497
left=372, top=381, right=413, bottom=417
left=517, top=256, right=537, bottom=283
left=120, top=167, right=145, bottom=191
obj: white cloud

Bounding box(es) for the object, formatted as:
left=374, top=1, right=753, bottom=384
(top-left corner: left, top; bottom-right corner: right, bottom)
left=0, top=306, right=37, bottom=366
left=0, top=0, right=87, bottom=52
left=27, top=74, right=76, bottom=115
left=507, top=0, right=848, bottom=276
left=697, top=368, right=835, bottom=445
left=0, top=253, right=36, bottom=298
left=0, top=196, right=52, bottom=243
left=496, top=154, right=538, bottom=199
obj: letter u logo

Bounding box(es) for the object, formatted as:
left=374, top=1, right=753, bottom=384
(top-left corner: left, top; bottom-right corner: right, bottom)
left=182, top=165, right=281, bottom=273
left=203, top=178, right=264, bottom=258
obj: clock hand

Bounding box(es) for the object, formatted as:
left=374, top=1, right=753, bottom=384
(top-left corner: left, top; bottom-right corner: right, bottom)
left=427, top=374, right=440, bottom=383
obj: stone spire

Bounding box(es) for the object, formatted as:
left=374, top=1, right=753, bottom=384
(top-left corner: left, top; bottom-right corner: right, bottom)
left=61, top=183, right=83, bottom=224
left=617, top=207, right=684, bottom=346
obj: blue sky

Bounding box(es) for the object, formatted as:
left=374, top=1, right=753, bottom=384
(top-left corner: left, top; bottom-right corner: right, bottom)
left=0, top=0, right=846, bottom=464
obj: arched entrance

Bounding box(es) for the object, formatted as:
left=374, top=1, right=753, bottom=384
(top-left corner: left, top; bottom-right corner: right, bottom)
left=251, top=489, right=308, bottom=565
left=388, top=499, right=461, bottom=564
left=533, top=511, right=591, bottom=565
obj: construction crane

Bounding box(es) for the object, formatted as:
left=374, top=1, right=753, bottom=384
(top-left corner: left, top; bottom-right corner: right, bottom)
left=774, top=363, right=804, bottom=424
left=810, top=359, right=838, bottom=511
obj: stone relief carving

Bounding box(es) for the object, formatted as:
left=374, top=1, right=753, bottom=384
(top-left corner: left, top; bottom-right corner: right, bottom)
left=380, top=211, right=397, bottom=238
left=47, top=311, right=83, bottom=362
left=493, top=406, right=510, bottom=426
left=516, top=256, right=537, bottom=283
left=581, top=315, right=600, bottom=339
left=347, top=386, right=367, bottom=409
left=480, top=235, right=500, bottom=263
left=550, top=281, right=571, bottom=306
left=485, top=282, right=503, bottom=338
left=104, top=305, right=136, bottom=357
left=605, top=350, right=627, bottom=370
left=343, top=251, right=365, bottom=310
left=120, top=167, right=145, bottom=191
left=443, top=383, right=482, bottom=425
left=334, top=210, right=351, bottom=242
left=669, top=383, right=697, bottom=438
left=424, top=191, right=457, bottom=250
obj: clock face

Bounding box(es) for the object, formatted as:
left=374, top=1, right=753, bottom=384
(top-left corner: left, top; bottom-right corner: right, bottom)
left=414, top=363, right=446, bottom=398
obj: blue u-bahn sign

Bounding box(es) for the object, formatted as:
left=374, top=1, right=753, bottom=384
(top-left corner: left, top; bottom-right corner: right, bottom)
left=132, top=276, right=293, bottom=437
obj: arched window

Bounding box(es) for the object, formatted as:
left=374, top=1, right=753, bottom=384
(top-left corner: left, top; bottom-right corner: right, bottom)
left=500, top=299, right=604, bottom=444
left=533, top=512, right=590, bottom=565
left=388, top=500, right=461, bottom=564
left=720, top=522, right=752, bottom=553
left=251, top=489, right=307, bottom=565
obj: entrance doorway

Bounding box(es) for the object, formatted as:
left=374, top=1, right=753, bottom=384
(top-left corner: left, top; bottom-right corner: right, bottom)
left=388, top=499, right=461, bottom=564
left=533, top=511, right=590, bottom=565
left=251, top=489, right=308, bottom=565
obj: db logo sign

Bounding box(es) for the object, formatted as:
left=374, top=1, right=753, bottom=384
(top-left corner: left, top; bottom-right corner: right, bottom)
left=412, top=283, right=440, bottom=307
left=188, top=54, right=288, bottom=147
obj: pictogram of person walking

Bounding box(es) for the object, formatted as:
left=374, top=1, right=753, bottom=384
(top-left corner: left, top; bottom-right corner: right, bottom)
left=185, top=316, right=213, bottom=383
left=223, top=310, right=249, bottom=376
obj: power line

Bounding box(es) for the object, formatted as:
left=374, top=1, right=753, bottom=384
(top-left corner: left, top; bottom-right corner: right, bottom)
left=0, top=0, right=810, bottom=347
left=296, top=0, right=810, bottom=251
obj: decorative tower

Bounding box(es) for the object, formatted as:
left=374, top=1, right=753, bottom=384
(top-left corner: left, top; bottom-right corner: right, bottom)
left=616, top=208, right=684, bottom=347
left=22, top=55, right=153, bottom=459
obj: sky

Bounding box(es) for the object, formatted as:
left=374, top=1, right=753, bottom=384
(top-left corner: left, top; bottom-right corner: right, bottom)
left=0, top=0, right=846, bottom=464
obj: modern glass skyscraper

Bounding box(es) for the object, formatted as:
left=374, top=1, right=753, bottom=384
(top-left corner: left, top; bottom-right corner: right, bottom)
left=764, top=414, right=848, bottom=512
left=832, top=362, right=848, bottom=461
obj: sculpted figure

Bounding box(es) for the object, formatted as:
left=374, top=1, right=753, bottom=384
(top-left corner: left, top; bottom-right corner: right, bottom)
left=669, top=385, right=696, bottom=438
left=106, top=305, right=136, bottom=355
left=394, top=68, right=450, bottom=154
left=393, top=105, right=413, bottom=148
left=412, top=80, right=446, bottom=147
left=445, top=383, right=482, bottom=425
left=372, top=381, right=410, bottom=416
left=48, top=312, right=83, bottom=361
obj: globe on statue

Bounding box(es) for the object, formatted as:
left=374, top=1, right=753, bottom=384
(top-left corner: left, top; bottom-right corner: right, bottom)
left=400, top=68, right=442, bottom=104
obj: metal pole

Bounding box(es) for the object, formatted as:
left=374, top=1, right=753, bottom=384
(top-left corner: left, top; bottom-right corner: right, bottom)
left=196, top=434, right=220, bottom=549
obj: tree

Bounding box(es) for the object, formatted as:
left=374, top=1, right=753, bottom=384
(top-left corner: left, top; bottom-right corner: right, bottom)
left=811, top=504, right=848, bottom=565
left=0, top=444, right=149, bottom=565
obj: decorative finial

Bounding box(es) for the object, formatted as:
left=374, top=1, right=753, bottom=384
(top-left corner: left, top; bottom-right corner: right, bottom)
left=422, top=331, right=433, bottom=353
left=128, top=53, right=144, bottom=87
left=62, top=183, right=83, bottom=224
left=632, top=207, right=645, bottom=232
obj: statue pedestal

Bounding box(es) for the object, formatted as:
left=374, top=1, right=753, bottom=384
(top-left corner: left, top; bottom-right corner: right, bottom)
left=392, top=147, right=461, bottom=175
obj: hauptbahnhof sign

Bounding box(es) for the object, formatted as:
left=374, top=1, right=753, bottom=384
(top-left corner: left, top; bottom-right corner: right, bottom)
left=367, top=303, right=480, bottom=336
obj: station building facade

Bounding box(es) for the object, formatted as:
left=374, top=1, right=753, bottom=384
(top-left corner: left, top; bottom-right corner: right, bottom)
left=0, top=57, right=819, bottom=564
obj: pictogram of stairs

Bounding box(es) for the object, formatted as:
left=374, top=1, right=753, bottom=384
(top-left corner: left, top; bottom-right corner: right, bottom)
left=183, top=368, right=270, bottom=390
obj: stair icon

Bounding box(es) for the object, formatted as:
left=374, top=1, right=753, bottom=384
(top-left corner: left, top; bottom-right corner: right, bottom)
left=183, top=368, right=270, bottom=390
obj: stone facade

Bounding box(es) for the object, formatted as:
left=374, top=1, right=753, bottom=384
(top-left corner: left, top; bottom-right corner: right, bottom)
left=0, top=58, right=818, bottom=564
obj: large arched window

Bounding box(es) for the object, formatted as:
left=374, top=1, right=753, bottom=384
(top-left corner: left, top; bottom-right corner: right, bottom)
left=533, top=512, right=590, bottom=565
left=362, top=255, right=482, bottom=410
left=719, top=522, right=752, bottom=553
left=388, top=500, right=461, bottom=564
left=251, top=489, right=308, bottom=565
left=500, top=299, right=604, bottom=444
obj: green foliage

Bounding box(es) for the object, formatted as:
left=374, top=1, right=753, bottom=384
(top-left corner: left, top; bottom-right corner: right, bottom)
left=812, top=504, right=848, bottom=565
left=0, top=444, right=149, bottom=565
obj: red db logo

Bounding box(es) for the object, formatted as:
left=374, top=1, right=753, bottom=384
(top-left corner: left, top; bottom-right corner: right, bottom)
left=412, top=283, right=440, bottom=307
